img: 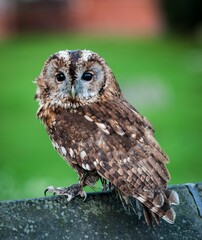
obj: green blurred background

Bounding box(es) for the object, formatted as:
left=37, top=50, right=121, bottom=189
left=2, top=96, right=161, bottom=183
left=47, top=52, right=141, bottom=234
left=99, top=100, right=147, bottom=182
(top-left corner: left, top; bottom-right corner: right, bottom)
left=0, top=0, right=202, bottom=200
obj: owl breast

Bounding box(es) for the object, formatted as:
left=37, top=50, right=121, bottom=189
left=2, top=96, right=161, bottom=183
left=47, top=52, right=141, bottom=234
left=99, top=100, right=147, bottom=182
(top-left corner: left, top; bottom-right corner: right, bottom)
left=41, top=105, right=102, bottom=171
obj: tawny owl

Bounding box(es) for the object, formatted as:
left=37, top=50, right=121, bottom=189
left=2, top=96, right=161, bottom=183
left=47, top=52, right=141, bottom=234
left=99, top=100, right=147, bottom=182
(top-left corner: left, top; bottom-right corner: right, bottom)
left=35, top=50, right=179, bottom=225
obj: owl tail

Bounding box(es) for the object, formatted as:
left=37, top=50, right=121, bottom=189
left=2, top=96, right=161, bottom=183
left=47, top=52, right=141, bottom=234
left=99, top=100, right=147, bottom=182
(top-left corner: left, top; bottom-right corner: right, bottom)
left=141, top=189, right=179, bottom=226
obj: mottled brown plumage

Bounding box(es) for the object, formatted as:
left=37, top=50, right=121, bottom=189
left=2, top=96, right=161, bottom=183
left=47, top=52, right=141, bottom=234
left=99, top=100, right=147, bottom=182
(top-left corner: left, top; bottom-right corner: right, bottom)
left=35, top=50, right=179, bottom=225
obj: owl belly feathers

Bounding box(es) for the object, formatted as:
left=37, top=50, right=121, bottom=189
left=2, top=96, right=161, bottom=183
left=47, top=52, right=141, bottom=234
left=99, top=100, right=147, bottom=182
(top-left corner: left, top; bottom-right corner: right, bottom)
left=36, top=49, right=179, bottom=225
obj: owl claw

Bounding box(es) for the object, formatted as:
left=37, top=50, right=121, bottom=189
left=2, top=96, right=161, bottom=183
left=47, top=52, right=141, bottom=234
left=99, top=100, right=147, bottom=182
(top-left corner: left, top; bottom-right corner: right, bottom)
left=44, top=186, right=53, bottom=196
left=80, top=190, right=87, bottom=201
left=44, top=184, right=87, bottom=202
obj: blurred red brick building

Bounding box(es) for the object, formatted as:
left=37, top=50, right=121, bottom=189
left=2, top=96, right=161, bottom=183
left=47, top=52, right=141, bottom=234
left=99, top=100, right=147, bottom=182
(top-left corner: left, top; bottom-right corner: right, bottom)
left=64, top=0, right=163, bottom=35
left=1, top=0, right=164, bottom=38
left=0, top=0, right=16, bottom=38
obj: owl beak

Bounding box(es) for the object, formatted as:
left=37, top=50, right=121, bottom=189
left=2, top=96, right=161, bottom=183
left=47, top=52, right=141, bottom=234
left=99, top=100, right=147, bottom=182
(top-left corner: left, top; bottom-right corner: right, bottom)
left=71, top=85, right=76, bottom=99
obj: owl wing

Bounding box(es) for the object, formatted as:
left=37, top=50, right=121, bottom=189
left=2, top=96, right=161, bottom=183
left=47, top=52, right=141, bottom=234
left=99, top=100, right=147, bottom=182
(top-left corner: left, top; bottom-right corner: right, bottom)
left=79, top=99, right=178, bottom=223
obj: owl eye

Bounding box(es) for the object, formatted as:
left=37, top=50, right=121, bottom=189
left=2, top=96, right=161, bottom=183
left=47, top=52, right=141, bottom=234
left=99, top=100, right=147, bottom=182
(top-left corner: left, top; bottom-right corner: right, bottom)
left=82, top=72, right=93, bottom=81
left=55, top=72, right=66, bottom=82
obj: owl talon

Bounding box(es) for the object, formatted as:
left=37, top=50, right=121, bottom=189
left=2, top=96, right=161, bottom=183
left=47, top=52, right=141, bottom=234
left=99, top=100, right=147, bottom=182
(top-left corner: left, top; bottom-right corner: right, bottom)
left=44, top=186, right=63, bottom=197
left=80, top=190, right=87, bottom=201
left=44, top=184, right=87, bottom=202
left=44, top=186, right=53, bottom=196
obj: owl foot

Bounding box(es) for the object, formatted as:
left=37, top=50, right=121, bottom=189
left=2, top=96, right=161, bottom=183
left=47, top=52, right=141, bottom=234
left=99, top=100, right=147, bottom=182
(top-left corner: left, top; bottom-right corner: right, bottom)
left=44, top=183, right=87, bottom=202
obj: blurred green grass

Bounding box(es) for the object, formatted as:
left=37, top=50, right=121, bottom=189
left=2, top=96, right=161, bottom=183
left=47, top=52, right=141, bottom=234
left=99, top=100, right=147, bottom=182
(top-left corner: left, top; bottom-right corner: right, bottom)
left=0, top=34, right=201, bottom=200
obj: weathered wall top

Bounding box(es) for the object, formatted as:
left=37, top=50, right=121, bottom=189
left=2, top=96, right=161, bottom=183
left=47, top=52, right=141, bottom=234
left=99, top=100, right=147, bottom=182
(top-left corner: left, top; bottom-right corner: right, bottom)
left=0, top=183, right=202, bottom=240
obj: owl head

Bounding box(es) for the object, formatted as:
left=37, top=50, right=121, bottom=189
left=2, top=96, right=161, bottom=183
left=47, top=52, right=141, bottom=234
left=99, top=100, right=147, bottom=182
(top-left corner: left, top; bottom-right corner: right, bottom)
left=35, top=50, right=122, bottom=108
